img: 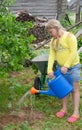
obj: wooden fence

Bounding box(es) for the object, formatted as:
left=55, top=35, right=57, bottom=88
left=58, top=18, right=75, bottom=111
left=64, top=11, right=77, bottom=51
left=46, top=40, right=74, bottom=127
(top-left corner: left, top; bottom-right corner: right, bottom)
left=10, top=0, right=67, bottom=19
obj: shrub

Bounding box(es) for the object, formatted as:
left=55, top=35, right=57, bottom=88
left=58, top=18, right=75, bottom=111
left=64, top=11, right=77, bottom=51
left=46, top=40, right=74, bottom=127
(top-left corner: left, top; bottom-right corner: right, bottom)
left=0, top=4, right=35, bottom=72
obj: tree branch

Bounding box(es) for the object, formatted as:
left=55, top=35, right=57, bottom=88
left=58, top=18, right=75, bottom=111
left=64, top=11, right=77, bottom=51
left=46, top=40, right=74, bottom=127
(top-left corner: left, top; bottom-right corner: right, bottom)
left=67, top=21, right=82, bottom=31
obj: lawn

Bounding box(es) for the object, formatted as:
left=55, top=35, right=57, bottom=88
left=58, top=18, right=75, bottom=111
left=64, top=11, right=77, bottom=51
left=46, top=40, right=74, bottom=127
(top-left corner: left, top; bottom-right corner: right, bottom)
left=0, top=66, right=82, bottom=130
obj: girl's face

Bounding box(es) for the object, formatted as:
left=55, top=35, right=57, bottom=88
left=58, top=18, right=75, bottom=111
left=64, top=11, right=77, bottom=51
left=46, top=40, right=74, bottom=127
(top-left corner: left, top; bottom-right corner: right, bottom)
left=48, top=28, right=58, bottom=38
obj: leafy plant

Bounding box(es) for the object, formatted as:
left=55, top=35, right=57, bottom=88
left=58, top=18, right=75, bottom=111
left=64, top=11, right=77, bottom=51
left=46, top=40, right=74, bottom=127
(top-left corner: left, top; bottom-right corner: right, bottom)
left=0, top=6, right=36, bottom=72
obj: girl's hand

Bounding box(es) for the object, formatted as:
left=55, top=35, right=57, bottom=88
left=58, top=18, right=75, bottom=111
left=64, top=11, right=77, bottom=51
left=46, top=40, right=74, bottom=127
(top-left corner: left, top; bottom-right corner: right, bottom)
left=48, top=73, right=54, bottom=79
left=61, top=66, right=68, bottom=74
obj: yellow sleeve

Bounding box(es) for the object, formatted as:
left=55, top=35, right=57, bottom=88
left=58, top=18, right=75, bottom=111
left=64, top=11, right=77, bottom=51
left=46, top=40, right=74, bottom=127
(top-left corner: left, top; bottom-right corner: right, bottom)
left=64, top=33, right=78, bottom=68
left=47, top=39, right=56, bottom=74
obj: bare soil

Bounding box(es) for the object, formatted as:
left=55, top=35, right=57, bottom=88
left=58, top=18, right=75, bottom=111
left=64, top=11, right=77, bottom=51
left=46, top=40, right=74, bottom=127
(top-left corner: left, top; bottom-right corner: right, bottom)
left=0, top=107, right=44, bottom=129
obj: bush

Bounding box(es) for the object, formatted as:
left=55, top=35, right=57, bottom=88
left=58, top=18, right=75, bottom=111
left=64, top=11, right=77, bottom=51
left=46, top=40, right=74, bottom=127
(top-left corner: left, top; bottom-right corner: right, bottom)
left=0, top=5, right=35, bottom=72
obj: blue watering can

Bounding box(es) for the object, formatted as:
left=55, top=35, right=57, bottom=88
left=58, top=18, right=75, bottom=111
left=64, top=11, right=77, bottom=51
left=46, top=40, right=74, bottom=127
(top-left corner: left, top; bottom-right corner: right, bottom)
left=30, top=68, right=74, bottom=99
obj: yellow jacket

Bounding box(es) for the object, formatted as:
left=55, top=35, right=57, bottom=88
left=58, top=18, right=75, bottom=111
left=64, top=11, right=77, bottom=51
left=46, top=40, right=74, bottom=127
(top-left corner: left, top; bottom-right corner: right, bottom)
left=47, top=31, right=80, bottom=74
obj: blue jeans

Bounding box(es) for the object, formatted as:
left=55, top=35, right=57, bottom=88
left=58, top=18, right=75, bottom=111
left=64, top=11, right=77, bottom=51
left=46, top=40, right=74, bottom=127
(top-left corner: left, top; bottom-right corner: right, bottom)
left=56, top=64, right=81, bottom=82
left=68, top=64, right=81, bottom=82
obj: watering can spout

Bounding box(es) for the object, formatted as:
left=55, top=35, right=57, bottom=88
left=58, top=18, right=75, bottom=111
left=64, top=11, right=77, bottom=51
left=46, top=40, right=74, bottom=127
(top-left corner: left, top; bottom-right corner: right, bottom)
left=30, top=87, right=39, bottom=94
left=30, top=87, right=56, bottom=96
left=39, top=89, right=56, bottom=96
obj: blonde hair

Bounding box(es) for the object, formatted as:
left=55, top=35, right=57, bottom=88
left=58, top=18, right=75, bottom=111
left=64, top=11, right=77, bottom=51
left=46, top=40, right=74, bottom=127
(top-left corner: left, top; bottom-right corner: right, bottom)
left=45, top=19, right=65, bottom=50
left=45, top=19, right=65, bottom=31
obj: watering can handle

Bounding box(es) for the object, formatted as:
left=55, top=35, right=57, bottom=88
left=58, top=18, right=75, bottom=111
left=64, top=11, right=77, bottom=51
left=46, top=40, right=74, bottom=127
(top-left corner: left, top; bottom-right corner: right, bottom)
left=47, top=68, right=73, bottom=85
left=54, top=68, right=70, bottom=77
left=54, top=68, right=73, bottom=85
left=46, top=76, right=56, bottom=84
left=46, top=68, right=61, bottom=84
left=46, top=68, right=73, bottom=85
left=53, top=68, right=61, bottom=76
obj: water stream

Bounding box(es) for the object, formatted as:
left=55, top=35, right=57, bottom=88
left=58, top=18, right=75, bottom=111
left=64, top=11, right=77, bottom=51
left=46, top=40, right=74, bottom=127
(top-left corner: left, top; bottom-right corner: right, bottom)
left=17, top=90, right=30, bottom=107
left=29, top=94, right=35, bottom=123
left=14, top=90, right=35, bottom=124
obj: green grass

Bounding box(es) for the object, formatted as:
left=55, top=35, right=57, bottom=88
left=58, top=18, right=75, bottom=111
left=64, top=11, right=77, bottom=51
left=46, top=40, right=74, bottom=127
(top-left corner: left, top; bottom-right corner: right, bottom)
left=0, top=67, right=82, bottom=130
left=2, top=95, right=82, bottom=130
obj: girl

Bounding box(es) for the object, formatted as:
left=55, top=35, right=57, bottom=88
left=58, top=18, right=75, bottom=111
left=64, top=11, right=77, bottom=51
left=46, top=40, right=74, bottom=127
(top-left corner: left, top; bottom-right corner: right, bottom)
left=45, top=19, right=81, bottom=123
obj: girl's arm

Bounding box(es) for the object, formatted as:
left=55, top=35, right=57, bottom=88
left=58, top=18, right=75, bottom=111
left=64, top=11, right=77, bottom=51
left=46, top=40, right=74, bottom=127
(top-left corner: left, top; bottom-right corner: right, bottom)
left=64, top=33, right=78, bottom=68
left=47, top=39, right=56, bottom=74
